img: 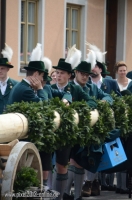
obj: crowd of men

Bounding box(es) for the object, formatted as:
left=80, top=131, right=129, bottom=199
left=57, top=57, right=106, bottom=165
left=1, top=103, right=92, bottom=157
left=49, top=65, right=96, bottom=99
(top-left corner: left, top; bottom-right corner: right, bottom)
left=0, top=43, right=132, bottom=200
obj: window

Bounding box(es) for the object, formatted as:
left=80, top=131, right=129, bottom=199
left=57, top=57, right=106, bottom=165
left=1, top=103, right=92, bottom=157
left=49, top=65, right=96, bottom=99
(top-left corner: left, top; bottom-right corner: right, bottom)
left=66, top=4, right=81, bottom=52
left=20, top=0, right=38, bottom=71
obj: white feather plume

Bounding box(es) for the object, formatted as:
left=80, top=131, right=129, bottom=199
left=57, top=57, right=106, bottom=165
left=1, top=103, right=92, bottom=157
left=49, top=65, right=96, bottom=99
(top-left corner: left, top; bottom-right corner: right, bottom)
left=85, top=41, right=107, bottom=63
left=85, top=49, right=96, bottom=69
left=65, top=44, right=82, bottom=69
left=41, top=57, right=52, bottom=73
left=30, top=43, right=42, bottom=61
left=1, top=43, right=13, bottom=62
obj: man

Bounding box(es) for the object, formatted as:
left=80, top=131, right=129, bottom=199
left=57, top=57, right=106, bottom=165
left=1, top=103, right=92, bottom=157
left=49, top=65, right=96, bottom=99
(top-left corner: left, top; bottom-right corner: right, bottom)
left=51, top=60, right=97, bottom=200
left=8, top=61, right=47, bottom=104
left=63, top=61, right=113, bottom=200
left=89, top=61, right=121, bottom=96
left=40, top=66, right=72, bottom=189
left=80, top=61, right=121, bottom=197
left=0, top=58, right=18, bottom=114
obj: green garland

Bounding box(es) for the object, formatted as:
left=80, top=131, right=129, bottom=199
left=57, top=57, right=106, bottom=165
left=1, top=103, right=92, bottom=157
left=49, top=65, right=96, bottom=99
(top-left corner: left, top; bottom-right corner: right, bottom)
left=122, top=95, right=132, bottom=134
left=49, top=97, right=78, bottom=148
left=111, top=93, right=129, bottom=137
left=70, top=100, right=91, bottom=147
left=5, top=101, right=57, bottom=153
left=90, top=100, right=115, bottom=145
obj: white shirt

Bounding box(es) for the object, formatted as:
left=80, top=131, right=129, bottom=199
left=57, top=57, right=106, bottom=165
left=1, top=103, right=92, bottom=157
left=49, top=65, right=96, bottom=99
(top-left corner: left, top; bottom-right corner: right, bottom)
left=73, top=79, right=79, bottom=85
left=91, top=76, right=103, bottom=89
left=23, top=78, right=31, bottom=85
left=0, top=77, right=9, bottom=95
left=56, top=83, right=68, bottom=92
left=116, top=78, right=132, bottom=91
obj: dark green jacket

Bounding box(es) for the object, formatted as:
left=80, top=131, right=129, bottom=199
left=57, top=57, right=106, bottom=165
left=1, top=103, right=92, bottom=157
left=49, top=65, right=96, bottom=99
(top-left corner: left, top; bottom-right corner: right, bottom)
left=88, top=77, right=121, bottom=96
left=127, top=81, right=132, bottom=93
left=51, top=82, right=97, bottom=108
left=43, top=84, right=72, bottom=103
left=7, top=80, right=47, bottom=105
left=0, top=78, right=18, bottom=114
left=71, top=81, right=113, bottom=105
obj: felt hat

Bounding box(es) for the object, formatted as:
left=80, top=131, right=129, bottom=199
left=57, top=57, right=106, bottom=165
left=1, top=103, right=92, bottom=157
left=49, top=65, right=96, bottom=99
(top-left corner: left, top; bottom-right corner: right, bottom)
left=126, top=71, right=132, bottom=80
left=24, top=61, right=45, bottom=72
left=53, top=61, right=72, bottom=72
left=43, top=69, right=52, bottom=81
left=121, top=89, right=132, bottom=96
left=96, top=61, right=110, bottom=75
left=52, top=58, right=65, bottom=68
left=74, top=61, right=92, bottom=74
left=1, top=44, right=14, bottom=68
left=0, top=58, right=14, bottom=68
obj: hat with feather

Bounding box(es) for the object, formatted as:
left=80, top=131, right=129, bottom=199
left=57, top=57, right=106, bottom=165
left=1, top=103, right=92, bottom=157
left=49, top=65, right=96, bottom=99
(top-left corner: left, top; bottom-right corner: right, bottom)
left=53, top=44, right=82, bottom=73
left=24, top=43, right=45, bottom=72
left=41, top=57, right=52, bottom=81
left=85, top=42, right=109, bottom=74
left=0, top=43, right=14, bottom=68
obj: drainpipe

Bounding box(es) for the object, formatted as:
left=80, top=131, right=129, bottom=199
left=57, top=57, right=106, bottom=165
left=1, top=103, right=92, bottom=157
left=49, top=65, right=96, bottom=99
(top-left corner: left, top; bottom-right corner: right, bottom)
left=0, top=0, right=6, bottom=56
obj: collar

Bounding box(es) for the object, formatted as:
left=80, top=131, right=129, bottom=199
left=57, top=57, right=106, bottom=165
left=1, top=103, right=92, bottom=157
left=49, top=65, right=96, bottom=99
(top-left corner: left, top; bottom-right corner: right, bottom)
left=0, top=77, right=9, bottom=86
left=23, top=78, right=31, bottom=85
left=91, top=76, right=103, bottom=83
left=73, top=79, right=79, bottom=85
left=56, top=82, right=68, bottom=91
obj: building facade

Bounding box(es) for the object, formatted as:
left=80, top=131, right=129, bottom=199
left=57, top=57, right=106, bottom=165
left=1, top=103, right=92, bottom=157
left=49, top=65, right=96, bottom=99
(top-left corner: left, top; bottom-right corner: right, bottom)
left=0, top=0, right=132, bottom=80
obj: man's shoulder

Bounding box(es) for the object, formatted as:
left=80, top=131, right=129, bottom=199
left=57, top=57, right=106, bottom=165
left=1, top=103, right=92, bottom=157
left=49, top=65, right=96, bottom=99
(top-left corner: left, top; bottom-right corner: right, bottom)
left=103, top=78, right=117, bottom=84
left=68, top=82, right=81, bottom=89
left=51, top=84, right=57, bottom=89
left=8, top=78, right=19, bottom=85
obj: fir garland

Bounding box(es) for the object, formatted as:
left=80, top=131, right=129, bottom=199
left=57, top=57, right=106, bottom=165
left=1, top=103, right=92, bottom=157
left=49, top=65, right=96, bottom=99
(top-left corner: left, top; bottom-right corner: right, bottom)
left=70, top=100, right=91, bottom=147
left=90, top=100, right=115, bottom=145
left=111, top=93, right=129, bottom=137
left=5, top=101, right=57, bottom=153
left=49, top=97, right=78, bottom=148
left=122, top=95, right=132, bottom=135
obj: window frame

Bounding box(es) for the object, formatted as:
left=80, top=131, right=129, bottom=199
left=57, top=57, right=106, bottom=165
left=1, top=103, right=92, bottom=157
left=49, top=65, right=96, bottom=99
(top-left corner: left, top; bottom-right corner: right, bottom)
left=66, top=4, right=81, bottom=50
left=20, top=0, right=39, bottom=72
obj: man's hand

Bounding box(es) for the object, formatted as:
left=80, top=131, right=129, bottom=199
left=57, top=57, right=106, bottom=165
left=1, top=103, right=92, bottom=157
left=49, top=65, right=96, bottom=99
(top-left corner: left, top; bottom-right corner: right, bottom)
left=28, top=77, right=43, bottom=90
left=62, top=99, right=69, bottom=106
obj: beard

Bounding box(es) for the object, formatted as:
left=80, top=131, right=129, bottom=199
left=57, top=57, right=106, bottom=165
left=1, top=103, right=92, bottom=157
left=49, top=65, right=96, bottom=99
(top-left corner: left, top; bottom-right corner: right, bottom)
left=90, top=72, right=99, bottom=78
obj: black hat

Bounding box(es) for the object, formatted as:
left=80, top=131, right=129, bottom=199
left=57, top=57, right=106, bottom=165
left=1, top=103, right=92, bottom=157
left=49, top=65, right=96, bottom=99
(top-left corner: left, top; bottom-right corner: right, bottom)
left=126, top=71, right=132, bottom=80
left=24, top=61, right=45, bottom=72
left=0, top=58, right=14, bottom=68
left=74, top=61, right=92, bottom=73
left=121, top=89, right=132, bottom=96
left=52, top=58, right=65, bottom=68
left=96, top=61, right=110, bottom=75
left=43, top=69, right=52, bottom=81
left=53, top=61, right=72, bottom=72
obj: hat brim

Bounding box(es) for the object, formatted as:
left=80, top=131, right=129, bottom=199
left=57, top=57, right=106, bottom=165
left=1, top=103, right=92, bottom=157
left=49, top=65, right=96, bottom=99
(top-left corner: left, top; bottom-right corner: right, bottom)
left=0, top=63, right=14, bottom=68
left=101, top=71, right=110, bottom=75
left=53, top=66, right=72, bottom=72
left=75, top=68, right=92, bottom=74
left=24, top=66, right=45, bottom=72
left=44, top=76, right=52, bottom=82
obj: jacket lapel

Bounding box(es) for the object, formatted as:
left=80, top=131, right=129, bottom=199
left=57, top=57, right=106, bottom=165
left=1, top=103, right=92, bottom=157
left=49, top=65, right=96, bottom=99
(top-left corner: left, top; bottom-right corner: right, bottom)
left=101, top=78, right=107, bottom=91
left=4, top=78, right=14, bottom=96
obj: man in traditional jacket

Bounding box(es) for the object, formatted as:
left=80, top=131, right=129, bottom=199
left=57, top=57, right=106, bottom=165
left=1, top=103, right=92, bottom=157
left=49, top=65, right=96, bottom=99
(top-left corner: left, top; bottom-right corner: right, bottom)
left=51, top=60, right=97, bottom=200
left=63, top=61, right=113, bottom=200
left=89, top=61, right=121, bottom=96
left=81, top=61, right=121, bottom=197
left=0, top=58, right=18, bottom=114
left=8, top=61, right=47, bottom=104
